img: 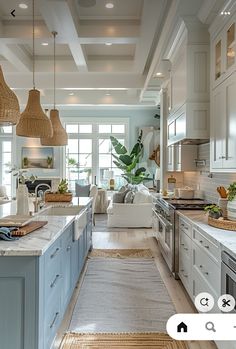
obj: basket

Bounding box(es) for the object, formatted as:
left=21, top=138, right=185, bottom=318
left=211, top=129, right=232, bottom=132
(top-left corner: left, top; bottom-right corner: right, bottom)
left=44, top=192, right=73, bottom=202
left=208, top=216, right=236, bottom=231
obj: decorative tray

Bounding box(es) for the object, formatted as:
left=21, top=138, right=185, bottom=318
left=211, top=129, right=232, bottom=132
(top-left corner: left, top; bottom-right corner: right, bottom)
left=45, top=192, right=72, bottom=202
left=208, top=216, right=236, bottom=231
left=0, top=215, right=33, bottom=227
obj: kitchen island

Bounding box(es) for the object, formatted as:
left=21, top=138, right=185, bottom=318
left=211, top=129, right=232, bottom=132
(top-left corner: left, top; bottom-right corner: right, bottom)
left=0, top=197, right=93, bottom=349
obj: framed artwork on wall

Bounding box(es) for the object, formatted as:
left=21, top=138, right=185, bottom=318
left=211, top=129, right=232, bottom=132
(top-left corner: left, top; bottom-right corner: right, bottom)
left=22, top=147, right=54, bottom=169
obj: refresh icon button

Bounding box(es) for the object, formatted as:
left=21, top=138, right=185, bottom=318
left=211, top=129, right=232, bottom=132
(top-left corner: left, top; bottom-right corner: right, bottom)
left=195, top=293, right=215, bottom=312
left=200, top=297, right=209, bottom=307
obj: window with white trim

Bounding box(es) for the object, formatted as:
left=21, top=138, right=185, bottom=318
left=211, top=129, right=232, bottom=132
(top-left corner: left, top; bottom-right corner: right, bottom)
left=0, top=126, right=13, bottom=197
left=65, top=120, right=128, bottom=192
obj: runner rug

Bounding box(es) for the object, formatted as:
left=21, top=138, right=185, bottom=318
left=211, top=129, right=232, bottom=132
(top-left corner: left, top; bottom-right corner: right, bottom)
left=62, top=250, right=186, bottom=348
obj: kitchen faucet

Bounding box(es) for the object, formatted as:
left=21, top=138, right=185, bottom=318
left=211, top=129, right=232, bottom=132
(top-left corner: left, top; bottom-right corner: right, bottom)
left=34, top=183, right=51, bottom=212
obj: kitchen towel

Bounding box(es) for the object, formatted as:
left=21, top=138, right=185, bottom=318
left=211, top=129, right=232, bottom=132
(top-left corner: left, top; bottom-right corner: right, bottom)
left=0, top=227, right=19, bottom=241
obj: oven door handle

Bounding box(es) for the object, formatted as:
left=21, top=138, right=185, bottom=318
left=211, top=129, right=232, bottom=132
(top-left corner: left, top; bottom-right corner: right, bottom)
left=155, top=212, right=172, bottom=230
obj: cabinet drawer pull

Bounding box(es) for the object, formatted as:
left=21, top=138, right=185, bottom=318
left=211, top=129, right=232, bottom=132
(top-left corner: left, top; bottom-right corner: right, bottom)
left=219, top=156, right=226, bottom=159
left=205, top=245, right=210, bottom=249
left=199, top=240, right=203, bottom=243
left=181, top=243, right=184, bottom=246
left=199, top=265, right=203, bottom=269
left=67, top=245, right=71, bottom=251
left=184, top=247, right=188, bottom=251
left=181, top=224, right=185, bottom=227
left=180, top=269, right=184, bottom=272
left=183, top=274, right=188, bottom=278
left=205, top=272, right=209, bottom=275
left=50, top=247, right=60, bottom=259
left=50, top=274, right=60, bottom=288
left=49, top=312, right=59, bottom=329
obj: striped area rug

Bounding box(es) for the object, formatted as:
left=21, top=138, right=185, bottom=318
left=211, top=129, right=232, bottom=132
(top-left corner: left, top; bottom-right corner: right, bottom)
left=61, top=332, right=188, bottom=349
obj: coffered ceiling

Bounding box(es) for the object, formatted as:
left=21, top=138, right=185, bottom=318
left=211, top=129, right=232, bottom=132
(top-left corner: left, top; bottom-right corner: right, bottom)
left=0, top=0, right=225, bottom=108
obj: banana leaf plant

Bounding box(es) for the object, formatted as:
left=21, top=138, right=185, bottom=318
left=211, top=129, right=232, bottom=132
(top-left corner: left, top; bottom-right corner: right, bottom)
left=110, top=131, right=150, bottom=185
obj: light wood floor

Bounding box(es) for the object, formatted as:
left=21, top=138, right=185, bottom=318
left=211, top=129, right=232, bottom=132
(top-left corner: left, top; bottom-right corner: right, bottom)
left=57, top=223, right=217, bottom=349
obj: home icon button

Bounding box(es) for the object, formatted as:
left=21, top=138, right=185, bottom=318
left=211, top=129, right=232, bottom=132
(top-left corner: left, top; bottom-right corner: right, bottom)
left=177, top=322, right=188, bottom=333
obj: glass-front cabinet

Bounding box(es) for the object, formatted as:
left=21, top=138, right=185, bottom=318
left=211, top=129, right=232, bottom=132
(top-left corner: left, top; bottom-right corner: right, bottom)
left=213, top=14, right=236, bottom=87
left=226, top=23, right=235, bottom=69
left=215, top=40, right=222, bottom=80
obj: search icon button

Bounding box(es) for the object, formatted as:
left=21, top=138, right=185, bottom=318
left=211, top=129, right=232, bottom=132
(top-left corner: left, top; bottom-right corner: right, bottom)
left=205, top=321, right=216, bottom=332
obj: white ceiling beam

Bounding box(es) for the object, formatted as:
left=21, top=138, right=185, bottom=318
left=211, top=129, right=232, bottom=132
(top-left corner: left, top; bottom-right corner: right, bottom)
left=0, top=43, right=31, bottom=72
left=5, top=72, right=145, bottom=90
left=133, top=0, right=166, bottom=74
left=39, top=0, right=88, bottom=72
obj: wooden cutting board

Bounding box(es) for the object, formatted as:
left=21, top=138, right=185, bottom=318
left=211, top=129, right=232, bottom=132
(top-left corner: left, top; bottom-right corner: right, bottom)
left=12, top=221, right=48, bottom=236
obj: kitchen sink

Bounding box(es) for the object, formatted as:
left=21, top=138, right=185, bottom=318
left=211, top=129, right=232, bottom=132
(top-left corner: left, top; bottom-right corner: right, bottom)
left=36, top=206, right=82, bottom=216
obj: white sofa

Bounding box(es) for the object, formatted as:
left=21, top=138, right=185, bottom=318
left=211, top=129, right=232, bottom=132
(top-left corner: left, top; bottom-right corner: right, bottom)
left=107, top=185, right=153, bottom=228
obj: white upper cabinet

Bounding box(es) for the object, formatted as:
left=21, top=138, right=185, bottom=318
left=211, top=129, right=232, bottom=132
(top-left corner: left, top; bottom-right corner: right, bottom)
left=212, top=14, right=236, bottom=89
left=167, top=144, right=197, bottom=172
left=210, top=10, right=236, bottom=171
left=211, top=73, right=236, bottom=171
left=166, top=20, right=210, bottom=146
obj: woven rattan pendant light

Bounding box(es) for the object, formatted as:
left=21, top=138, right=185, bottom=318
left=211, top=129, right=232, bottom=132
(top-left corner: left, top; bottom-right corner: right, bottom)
left=16, top=0, right=53, bottom=138
left=0, top=65, right=20, bottom=125
left=41, top=32, right=68, bottom=146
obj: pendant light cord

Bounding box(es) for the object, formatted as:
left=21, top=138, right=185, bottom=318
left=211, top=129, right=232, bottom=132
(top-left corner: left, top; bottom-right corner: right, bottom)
left=32, top=0, right=35, bottom=89
left=52, top=31, right=57, bottom=109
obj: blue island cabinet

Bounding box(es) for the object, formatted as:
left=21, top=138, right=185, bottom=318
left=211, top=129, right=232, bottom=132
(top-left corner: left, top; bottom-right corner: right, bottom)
left=0, top=212, right=92, bottom=349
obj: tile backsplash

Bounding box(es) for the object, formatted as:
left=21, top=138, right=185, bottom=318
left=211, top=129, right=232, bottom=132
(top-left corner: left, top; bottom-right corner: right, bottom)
left=184, top=143, right=236, bottom=203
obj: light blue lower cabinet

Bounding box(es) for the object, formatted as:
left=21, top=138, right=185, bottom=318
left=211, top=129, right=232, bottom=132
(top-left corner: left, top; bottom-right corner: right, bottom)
left=0, top=216, right=91, bottom=349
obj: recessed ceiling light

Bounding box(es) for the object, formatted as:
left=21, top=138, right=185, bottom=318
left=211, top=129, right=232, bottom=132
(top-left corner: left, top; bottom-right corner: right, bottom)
left=69, top=92, right=74, bottom=96
left=19, top=3, right=28, bottom=9
left=105, top=3, right=114, bottom=9
left=220, top=11, right=231, bottom=15
left=105, top=42, right=112, bottom=46
left=156, top=72, right=162, bottom=76
left=41, top=42, right=49, bottom=46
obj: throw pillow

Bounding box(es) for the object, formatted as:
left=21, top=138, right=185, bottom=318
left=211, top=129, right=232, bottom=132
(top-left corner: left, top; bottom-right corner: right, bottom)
left=75, top=183, right=91, bottom=197
left=124, top=190, right=135, bottom=203
left=133, top=191, right=152, bottom=204
left=113, top=189, right=129, bottom=203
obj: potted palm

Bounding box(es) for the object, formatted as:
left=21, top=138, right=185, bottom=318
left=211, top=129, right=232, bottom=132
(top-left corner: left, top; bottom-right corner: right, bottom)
left=110, top=131, right=150, bottom=185
left=227, top=182, right=236, bottom=221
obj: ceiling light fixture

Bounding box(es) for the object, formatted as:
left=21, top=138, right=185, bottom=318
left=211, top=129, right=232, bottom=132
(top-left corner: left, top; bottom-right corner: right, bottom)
left=16, top=0, right=53, bottom=138
left=40, top=31, right=68, bottom=146
left=41, top=42, right=49, bottom=46
left=69, top=92, right=74, bottom=96
left=0, top=66, right=20, bottom=125
left=19, top=3, right=28, bottom=9
left=105, top=3, right=114, bottom=9
left=105, top=42, right=112, bottom=46
left=156, top=72, right=162, bottom=76
left=105, top=92, right=111, bottom=96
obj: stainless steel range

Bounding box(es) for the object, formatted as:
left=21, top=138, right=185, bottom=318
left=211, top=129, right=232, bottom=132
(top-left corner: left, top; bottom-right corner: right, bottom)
left=153, top=198, right=208, bottom=278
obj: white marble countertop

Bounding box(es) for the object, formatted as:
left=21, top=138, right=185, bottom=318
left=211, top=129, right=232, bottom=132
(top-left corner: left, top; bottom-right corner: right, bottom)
left=0, top=197, right=92, bottom=257
left=177, top=210, right=236, bottom=259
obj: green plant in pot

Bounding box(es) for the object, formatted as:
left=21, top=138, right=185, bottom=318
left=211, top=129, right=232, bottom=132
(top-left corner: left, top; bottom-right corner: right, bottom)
left=204, top=204, right=222, bottom=219
left=110, top=131, right=150, bottom=185
left=57, top=179, right=69, bottom=194
left=227, top=182, right=236, bottom=221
